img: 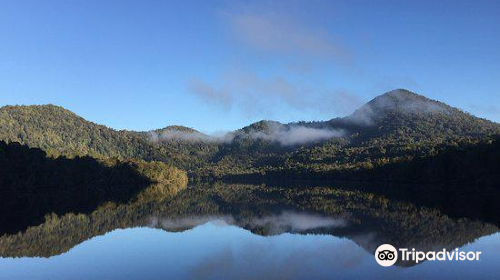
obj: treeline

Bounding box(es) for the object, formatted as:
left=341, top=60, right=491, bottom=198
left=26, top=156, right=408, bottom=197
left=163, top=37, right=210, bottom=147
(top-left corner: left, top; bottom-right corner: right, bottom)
left=2, top=92, right=500, bottom=182
left=196, top=111, right=500, bottom=180
left=0, top=141, right=187, bottom=233
left=0, top=104, right=218, bottom=171
left=226, top=136, right=500, bottom=186
left=221, top=137, right=500, bottom=222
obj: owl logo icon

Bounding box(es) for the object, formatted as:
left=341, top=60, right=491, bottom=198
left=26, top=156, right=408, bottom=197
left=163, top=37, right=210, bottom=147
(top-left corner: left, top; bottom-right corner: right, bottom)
left=375, top=244, right=398, bottom=266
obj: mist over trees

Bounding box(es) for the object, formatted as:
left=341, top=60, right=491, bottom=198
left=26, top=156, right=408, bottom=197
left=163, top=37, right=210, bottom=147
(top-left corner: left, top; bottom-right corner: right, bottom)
left=1, top=90, right=499, bottom=182
left=1, top=89, right=499, bottom=265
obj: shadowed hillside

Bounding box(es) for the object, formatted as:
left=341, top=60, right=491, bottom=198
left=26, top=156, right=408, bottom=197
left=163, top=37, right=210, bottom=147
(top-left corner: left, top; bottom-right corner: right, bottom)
left=223, top=137, right=500, bottom=223
left=0, top=141, right=187, bottom=234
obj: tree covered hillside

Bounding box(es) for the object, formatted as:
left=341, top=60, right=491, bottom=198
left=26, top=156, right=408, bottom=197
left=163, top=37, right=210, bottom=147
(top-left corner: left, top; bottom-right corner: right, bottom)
left=1, top=89, right=499, bottom=180
left=200, top=90, right=500, bottom=177
left=0, top=105, right=218, bottom=170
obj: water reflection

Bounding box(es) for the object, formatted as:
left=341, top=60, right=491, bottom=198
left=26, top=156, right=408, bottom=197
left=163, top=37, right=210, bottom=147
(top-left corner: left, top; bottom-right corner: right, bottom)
left=1, top=182, right=499, bottom=279
left=1, top=223, right=499, bottom=280
left=149, top=212, right=346, bottom=235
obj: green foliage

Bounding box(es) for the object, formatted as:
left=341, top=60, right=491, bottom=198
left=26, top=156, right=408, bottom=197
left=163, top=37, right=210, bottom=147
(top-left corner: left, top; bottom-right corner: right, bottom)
left=1, top=90, right=499, bottom=181
left=0, top=90, right=498, bottom=267
left=0, top=104, right=218, bottom=171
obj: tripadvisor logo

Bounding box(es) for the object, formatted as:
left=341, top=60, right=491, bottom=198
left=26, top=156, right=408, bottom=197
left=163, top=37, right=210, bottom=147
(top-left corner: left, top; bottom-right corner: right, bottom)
left=375, top=244, right=482, bottom=267
left=375, top=244, right=398, bottom=266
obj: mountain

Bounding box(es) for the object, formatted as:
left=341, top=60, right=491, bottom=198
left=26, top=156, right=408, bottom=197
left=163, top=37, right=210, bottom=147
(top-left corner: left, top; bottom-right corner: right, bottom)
left=0, top=105, right=217, bottom=170
left=207, top=89, right=500, bottom=178
left=0, top=104, right=150, bottom=158
left=152, top=125, right=203, bottom=136
left=353, top=89, right=453, bottom=116
left=151, top=125, right=211, bottom=142
left=233, top=89, right=498, bottom=143
left=343, top=89, right=498, bottom=141
left=1, top=89, right=499, bottom=180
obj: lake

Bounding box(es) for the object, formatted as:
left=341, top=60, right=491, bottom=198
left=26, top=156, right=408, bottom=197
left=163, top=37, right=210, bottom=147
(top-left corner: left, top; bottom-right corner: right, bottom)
left=1, top=183, right=499, bottom=280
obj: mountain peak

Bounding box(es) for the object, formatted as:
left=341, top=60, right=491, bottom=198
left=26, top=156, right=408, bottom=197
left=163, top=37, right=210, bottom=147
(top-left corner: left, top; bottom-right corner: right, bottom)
left=355, top=89, right=453, bottom=117
left=240, top=120, right=283, bottom=133
left=1, top=104, right=74, bottom=114
left=380, top=88, right=419, bottom=97
left=344, top=89, right=457, bottom=125
left=368, top=89, right=447, bottom=111
left=153, top=125, right=200, bottom=134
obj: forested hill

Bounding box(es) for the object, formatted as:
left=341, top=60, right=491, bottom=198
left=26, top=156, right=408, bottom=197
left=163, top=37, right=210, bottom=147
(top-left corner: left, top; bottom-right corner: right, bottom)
left=1, top=89, right=499, bottom=179
left=0, top=104, right=150, bottom=158
left=0, top=105, right=218, bottom=170
left=201, top=89, right=500, bottom=177
left=342, top=89, right=499, bottom=141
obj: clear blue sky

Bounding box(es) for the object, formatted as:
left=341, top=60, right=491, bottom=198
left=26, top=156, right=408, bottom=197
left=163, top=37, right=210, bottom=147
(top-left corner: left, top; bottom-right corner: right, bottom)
left=1, top=0, right=499, bottom=132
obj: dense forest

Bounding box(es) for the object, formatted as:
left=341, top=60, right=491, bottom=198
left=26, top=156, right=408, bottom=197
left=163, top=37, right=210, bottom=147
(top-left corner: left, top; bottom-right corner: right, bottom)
left=223, top=137, right=500, bottom=194
left=0, top=104, right=218, bottom=170
left=1, top=89, right=499, bottom=182
left=0, top=141, right=187, bottom=234
left=1, top=89, right=499, bottom=233
left=2, top=87, right=500, bottom=267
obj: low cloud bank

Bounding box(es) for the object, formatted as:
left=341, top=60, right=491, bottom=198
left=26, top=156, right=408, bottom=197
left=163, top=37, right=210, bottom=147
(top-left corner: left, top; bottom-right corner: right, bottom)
left=243, top=123, right=344, bottom=146
left=188, top=75, right=363, bottom=119
left=149, top=123, right=344, bottom=146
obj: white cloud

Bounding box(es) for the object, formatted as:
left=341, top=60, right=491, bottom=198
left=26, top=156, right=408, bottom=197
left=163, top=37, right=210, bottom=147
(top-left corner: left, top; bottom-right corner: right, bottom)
left=224, top=9, right=348, bottom=60
left=185, top=2, right=361, bottom=122
left=149, top=122, right=344, bottom=146
left=187, top=68, right=364, bottom=118
left=241, top=122, right=345, bottom=146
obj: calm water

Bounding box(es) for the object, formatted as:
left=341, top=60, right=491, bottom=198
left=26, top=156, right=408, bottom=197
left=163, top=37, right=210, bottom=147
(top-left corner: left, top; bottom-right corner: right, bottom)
left=1, top=183, right=499, bottom=280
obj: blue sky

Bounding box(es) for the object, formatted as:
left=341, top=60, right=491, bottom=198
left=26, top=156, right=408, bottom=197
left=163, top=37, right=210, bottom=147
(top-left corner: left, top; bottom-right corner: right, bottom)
left=1, top=0, right=499, bottom=132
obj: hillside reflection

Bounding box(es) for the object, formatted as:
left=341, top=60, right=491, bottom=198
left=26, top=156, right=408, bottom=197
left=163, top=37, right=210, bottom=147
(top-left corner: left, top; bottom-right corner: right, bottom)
left=0, top=183, right=498, bottom=267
